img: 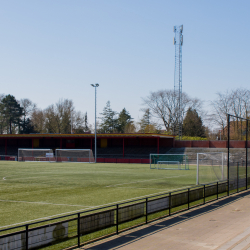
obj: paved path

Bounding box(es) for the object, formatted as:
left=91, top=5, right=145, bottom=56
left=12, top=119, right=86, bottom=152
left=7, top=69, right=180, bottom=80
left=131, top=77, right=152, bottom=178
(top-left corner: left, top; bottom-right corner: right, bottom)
left=79, top=190, right=250, bottom=250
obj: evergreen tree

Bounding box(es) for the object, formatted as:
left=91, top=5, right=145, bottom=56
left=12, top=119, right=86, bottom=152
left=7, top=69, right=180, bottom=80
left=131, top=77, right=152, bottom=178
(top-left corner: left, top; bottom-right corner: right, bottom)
left=99, top=101, right=118, bottom=133
left=84, top=112, right=89, bottom=132
left=117, top=108, right=133, bottom=133
left=0, top=95, right=23, bottom=134
left=139, top=109, right=151, bottom=132
left=19, top=118, right=36, bottom=134
left=182, top=108, right=206, bottom=137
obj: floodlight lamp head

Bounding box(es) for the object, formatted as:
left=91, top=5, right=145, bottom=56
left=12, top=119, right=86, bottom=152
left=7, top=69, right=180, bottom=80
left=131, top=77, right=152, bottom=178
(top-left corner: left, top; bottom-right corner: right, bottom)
left=96, top=83, right=99, bottom=87
left=91, top=84, right=94, bottom=87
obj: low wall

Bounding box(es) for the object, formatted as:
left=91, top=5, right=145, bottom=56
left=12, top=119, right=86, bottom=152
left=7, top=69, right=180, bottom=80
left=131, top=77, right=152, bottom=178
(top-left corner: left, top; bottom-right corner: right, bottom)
left=174, top=140, right=250, bottom=148
left=229, top=141, right=248, bottom=148
left=97, top=158, right=150, bottom=164
left=209, top=141, right=227, bottom=148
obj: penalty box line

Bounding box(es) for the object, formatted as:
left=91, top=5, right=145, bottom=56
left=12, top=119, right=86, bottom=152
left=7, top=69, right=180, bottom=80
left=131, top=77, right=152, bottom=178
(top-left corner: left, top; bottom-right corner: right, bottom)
left=0, top=199, right=92, bottom=208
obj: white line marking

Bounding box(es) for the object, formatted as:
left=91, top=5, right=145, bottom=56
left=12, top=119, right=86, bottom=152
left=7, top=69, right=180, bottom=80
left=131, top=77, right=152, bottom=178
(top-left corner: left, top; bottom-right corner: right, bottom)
left=115, top=187, right=167, bottom=190
left=0, top=199, right=92, bottom=207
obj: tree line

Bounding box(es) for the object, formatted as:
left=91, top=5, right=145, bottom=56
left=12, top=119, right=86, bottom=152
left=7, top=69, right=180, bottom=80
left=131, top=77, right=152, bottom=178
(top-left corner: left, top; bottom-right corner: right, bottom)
left=142, top=87, right=250, bottom=139
left=0, top=95, right=90, bottom=134
left=0, top=87, right=249, bottom=138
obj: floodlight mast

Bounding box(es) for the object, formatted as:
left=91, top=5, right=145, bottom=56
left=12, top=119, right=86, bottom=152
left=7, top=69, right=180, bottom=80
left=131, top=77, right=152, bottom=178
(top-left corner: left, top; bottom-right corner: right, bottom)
left=91, top=83, right=99, bottom=163
left=173, top=25, right=183, bottom=139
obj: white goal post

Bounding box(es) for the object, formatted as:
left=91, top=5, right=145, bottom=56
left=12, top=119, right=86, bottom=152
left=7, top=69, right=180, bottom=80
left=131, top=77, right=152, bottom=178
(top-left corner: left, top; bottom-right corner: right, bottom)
left=150, top=154, right=189, bottom=170
left=18, top=148, right=55, bottom=162
left=55, top=149, right=94, bottom=163
left=196, top=152, right=227, bottom=185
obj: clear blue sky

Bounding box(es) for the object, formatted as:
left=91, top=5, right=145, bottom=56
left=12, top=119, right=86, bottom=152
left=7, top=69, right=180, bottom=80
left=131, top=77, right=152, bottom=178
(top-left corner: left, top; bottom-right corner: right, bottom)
left=0, top=0, right=249, bottom=126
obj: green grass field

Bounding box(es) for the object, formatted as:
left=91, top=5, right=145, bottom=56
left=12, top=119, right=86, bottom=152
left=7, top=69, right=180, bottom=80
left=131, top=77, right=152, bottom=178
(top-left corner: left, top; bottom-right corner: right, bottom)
left=0, top=161, right=197, bottom=227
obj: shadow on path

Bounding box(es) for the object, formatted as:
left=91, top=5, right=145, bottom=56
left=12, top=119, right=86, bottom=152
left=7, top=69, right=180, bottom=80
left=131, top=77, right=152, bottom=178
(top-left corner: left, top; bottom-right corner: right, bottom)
left=82, top=190, right=250, bottom=250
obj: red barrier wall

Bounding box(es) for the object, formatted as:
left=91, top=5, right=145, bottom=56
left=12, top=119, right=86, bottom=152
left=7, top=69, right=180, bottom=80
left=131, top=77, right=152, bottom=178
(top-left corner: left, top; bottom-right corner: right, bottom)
left=175, top=141, right=192, bottom=148
left=96, top=158, right=150, bottom=164
left=174, top=140, right=249, bottom=148
left=229, top=141, right=246, bottom=148
left=192, top=141, right=209, bottom=148
left=117, top=159, right=130, bottom=163
left=209, top=141, right=227, bottom=148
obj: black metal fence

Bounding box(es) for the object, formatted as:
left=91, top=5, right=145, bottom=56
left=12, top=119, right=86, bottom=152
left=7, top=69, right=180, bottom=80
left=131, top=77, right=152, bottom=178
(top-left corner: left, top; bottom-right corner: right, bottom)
left=0, top=181, right=229, bottom=250
left=227, top=114, right=250, bottom=194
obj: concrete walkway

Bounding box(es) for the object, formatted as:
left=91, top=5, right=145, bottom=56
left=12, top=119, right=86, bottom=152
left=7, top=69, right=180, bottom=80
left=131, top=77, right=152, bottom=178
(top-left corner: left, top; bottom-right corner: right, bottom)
left=79, top=190, right=250, bottom=250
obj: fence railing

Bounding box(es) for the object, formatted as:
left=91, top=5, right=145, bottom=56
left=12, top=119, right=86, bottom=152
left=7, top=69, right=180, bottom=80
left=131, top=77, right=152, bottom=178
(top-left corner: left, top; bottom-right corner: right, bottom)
left=227, top=114, right=249, bottom=195
left=2, top=178, right=247, bottom=250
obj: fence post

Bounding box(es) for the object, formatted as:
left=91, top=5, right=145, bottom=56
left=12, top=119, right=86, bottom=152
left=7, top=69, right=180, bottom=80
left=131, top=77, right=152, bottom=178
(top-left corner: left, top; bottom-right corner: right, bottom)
left=169, top=192, right=171, bottom=216
left=26, top=225, right=29, bottom=250
left=188, top=188, right=190, bottom=210
left=227, top=114, right=230, bottom=196
left=217, top=182, right=219, bottom=200
left=146, top=198, right=148, bottom=224
left=246, top=119, right=248, bottom=190
left=116, top=204, right=119, bottom=234
left=203, top=185, right=205, bottom=204
left=78, top=213, right=80, bottom=247
left=237, top=162, right=239, bottom=193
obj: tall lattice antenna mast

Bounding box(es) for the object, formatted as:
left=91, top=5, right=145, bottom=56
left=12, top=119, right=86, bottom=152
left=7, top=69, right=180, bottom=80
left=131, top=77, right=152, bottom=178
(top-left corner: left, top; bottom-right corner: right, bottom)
left=173, top=25, right=183, bottom=139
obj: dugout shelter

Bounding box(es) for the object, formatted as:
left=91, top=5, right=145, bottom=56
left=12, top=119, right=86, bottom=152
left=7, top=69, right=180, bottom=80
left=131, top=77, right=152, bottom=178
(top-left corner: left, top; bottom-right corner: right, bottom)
left=0, top=133, right=175, bottom=160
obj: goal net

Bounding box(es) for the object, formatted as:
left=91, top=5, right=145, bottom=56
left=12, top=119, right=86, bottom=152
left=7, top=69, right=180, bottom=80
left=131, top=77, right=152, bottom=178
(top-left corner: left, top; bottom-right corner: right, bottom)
left=18, top=149, right=54, bottom=162
left=55, top=149, right=94, bottom=163
left=196, top=152, right=227, bottom=185
left=150, top=154, right=189, bottom=170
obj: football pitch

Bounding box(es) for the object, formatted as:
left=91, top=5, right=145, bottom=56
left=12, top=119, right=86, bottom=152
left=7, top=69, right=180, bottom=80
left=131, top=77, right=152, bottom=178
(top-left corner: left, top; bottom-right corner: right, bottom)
left=0, top=161, right=197, bottom=227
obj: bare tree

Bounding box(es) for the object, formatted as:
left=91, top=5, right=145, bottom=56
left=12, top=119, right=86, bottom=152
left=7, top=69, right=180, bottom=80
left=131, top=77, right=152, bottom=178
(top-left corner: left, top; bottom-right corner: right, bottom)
left=210, top=88, right=250, bottom=138
left=44, top=99, right=74, bottom=134
left=142, top=90, right=203, bottom=133
left=210, top=91, right=231, bottom=137
left=30, top=99, right=90, bottom=134
left=231, top=88, right=250, bottom=118
left=20, top=99, right=37, bottom=133
left=44, top=105, right=58, bottom=133
left=31, top=109, right=46, bottom=133
left=20, top=99, right=36, bottom=118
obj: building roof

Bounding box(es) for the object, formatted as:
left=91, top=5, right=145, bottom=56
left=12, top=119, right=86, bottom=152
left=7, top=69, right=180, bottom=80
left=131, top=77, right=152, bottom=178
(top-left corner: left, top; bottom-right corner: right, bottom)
left=0, top=133, right=175, bottom=139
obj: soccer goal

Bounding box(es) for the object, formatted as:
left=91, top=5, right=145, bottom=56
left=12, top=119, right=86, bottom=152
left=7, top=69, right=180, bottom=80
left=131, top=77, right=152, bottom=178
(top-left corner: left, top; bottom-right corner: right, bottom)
left=150, top=154, right=189, bottom=170
left=18, top=149, right=55, bottom=162
left=196, top=152, right=227, bottom=185
left=55, top=149, right=94, bottom=163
